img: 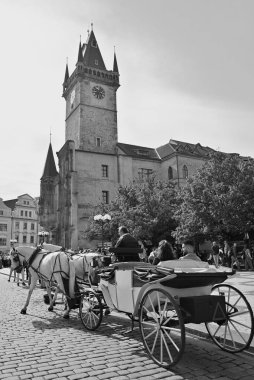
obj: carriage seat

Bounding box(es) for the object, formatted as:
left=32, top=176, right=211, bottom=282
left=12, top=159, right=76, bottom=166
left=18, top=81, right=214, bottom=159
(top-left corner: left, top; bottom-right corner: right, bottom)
left=108, top=247, right=143, bottom=262
left=158, top=259, right=215, bottom=273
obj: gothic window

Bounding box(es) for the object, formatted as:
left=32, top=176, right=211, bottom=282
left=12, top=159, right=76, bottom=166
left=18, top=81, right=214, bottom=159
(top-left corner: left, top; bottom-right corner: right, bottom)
left=23, top=222, right=27, bottom=230
left=102, top=191, right=109, bottom=204
left=91, top=39, right=97, bottom=48
left=102, top=165, right=108, bottom=178
left=25, top=211, right=28, bottom=217
left=168, top=166, right=173, bottom=180
left=29, top=211, right=32, bottom=217
left=182, top=165, right=188, bottom=179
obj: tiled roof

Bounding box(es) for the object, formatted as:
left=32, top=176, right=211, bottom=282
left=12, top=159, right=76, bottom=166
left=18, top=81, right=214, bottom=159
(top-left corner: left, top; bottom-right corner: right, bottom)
left=157, top=139, right=215, bottom=159
left=117, top=143, right=160, bottom=160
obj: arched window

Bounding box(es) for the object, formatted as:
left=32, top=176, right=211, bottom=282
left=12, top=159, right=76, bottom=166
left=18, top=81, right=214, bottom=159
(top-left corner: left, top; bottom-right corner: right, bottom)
left=182, top=165, right=188, bottom=179
left=168, top=166, right=173, bottom=180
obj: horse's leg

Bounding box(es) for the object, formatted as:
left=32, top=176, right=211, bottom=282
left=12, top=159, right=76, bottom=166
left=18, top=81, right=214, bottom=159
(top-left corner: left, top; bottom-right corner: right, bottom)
left=47, top=284, right=54, bottom=312
left=8, top=267, right=13, bottom=281
left=20, top=275, right=38, bottom=314
left=48, top=285, right=59, bottom=311
left=63, top=303, right=70, bottom=319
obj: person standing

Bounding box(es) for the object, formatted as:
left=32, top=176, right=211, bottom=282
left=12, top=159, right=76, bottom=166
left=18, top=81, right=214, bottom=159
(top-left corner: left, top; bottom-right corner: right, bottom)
left=223, top=240, right=232, bottom=267
left=212, top=241, right=220, bottom=268
left=242, top=242, right=254, bottom=271
left=231, top=242, right=240, bottom=270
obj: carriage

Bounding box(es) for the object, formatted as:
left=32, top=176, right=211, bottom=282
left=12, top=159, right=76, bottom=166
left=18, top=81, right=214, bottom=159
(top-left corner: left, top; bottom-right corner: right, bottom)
left=78, top=248, right=254, bottom=368
left=12, top=244, right=254, bottom=368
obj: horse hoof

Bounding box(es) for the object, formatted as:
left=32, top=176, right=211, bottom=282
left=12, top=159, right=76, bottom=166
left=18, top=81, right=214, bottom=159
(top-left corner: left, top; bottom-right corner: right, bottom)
left=63, top=314, right=69, bottom=319
left=48, top=306, right=53, bottom=312
left=21, top=309, right=26, bottom=314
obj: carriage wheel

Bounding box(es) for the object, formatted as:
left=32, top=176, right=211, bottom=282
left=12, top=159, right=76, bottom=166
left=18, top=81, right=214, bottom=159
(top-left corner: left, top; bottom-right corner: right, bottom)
left=205, top=284, right=254, bottom=353
left=79, top=291, right=103, bottom=330
left=139, top=288, right=185, bottom=368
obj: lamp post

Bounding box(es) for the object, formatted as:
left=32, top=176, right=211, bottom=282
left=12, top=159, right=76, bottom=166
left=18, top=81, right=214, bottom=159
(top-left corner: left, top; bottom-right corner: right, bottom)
left=93, top=214, right=111, bottom=250
left=38, top=231, right=49, bottom=245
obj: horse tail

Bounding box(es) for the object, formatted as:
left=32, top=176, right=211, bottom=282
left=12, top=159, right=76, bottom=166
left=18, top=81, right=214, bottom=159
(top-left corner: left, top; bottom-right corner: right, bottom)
left=68, top=259, right=76, bottom=299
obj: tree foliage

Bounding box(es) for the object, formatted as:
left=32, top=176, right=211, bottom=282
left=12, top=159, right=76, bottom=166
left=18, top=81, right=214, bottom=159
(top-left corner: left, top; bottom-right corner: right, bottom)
left=84, top=176, right=177, bottom=246
left=173, top=152, right=254, bottom=242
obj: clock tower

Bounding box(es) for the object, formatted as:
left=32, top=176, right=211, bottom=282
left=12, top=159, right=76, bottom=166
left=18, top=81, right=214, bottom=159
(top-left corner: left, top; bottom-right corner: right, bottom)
left=62, top=30, right=120, bottom=154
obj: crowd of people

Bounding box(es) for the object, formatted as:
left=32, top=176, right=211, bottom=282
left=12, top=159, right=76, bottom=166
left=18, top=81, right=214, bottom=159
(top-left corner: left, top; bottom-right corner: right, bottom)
left=210, top=240, right=254, bottom=271
left=2, top=227, right=254, bottom=283
left=111, top=226, right=254, bottom=270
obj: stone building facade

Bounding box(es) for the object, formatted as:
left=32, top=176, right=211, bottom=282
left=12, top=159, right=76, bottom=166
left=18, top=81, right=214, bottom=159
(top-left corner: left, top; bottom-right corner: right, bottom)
left=39, top=29, right=215, bottom=250
left=1, top=194, right=40, bottom=252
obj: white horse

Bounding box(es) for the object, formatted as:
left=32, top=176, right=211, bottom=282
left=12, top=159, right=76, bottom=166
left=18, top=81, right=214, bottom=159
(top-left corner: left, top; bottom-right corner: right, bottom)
left=12, top=246, right=76, bottom=318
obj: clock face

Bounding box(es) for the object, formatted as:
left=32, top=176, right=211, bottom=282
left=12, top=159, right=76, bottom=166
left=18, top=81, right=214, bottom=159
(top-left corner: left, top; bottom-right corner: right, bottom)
left=92, top=86, right=105, bottom=99
left=70, top=89, right=75, bottom=104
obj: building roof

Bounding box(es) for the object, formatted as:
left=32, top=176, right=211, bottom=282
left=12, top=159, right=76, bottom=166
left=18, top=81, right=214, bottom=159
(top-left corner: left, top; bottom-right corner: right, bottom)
left=83, top=30, right=106, bottom=70
left=117, top=143, right=160, bottom=160
left=156, top=139, right=215, bottom=160
left=4, top=199, right=18, bottom=210
left=41, top=143, right=58, bottom=179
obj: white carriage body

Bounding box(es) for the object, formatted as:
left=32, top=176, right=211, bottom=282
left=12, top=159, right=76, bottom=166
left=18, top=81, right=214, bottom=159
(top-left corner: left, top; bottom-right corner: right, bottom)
left=99, top=260, right=222, bottom=315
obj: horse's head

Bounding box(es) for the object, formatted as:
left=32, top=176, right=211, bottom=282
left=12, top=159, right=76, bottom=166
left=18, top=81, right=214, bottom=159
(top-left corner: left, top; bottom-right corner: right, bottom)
left=12, top=246, right=36, bottom=272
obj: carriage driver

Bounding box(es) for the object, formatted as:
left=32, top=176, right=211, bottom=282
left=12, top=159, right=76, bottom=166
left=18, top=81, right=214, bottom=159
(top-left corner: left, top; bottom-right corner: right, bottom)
left=115, top=226, right=140, bottom=248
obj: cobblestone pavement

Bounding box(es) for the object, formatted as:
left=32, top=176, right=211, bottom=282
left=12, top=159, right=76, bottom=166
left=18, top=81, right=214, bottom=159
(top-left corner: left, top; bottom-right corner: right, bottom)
left=0, top=268, right=254, bottom=380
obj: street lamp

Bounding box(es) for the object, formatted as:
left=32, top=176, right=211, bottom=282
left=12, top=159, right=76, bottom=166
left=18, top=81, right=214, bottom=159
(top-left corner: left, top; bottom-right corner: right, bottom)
left=93, top=214, right=111, bottom=249
left=38, top=231, right=49, bottom=244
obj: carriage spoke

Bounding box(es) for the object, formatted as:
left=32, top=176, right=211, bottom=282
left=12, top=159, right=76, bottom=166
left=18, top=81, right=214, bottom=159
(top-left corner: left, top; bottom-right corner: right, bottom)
left=161, top=329, right=174, bottom=363
left=229, top=319, right=248, bottom=344
left=162, top=326, right=181, bottom=352
left=228, top=318, right=252, bottom=330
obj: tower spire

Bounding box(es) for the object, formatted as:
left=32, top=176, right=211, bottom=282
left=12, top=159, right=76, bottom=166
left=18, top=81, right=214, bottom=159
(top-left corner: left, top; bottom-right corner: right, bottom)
left=63, top=60, right=69, bottom=84
left=113, top=47, right=119, bottom=73
left=77, top=39, right=83, bottom=64
left=41, top=142, right=58, bottom=179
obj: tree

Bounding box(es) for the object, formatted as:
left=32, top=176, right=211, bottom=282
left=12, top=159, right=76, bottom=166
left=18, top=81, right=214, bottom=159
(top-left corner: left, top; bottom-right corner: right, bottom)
left=84, top=176, right=177, bottom=246
left=173, top=152, right=254, bottom=243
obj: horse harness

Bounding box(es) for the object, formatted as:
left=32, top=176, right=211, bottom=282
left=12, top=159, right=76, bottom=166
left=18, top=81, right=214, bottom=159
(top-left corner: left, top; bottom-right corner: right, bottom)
left=17, top=246, right=72, bottom=285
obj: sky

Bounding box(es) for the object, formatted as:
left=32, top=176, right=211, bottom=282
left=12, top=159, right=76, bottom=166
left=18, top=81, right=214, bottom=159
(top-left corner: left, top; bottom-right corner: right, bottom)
left=1, top=0, right=254, bottom=200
